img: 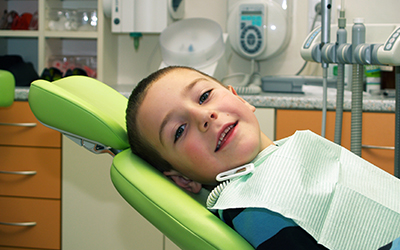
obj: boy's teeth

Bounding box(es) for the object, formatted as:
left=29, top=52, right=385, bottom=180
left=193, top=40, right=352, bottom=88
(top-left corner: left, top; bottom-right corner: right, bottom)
left=216, top=124, right=235, bottom=151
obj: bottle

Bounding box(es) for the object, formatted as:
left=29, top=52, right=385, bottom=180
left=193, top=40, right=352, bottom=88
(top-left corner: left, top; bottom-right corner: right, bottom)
left=352, top=18, right=365, bottom=63
left=365, top=65, right=381, bottom=94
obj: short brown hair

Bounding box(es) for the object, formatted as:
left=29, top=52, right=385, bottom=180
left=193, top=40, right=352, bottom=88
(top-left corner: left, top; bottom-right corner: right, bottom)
left=126, top=66, right=175, bottom=172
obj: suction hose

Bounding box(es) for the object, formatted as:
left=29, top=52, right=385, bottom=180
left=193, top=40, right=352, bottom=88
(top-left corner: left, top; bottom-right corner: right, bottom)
left=350, top=18, right=365, bottom=157
left=321, top=68, right=328, bottom=137
left=334, top=63, right=345, bottom=145
left=350, top=64, right=363, bottom=156
left=395, top=66, right=400, bottom=178
left=334, top=7, right=347, bottom=145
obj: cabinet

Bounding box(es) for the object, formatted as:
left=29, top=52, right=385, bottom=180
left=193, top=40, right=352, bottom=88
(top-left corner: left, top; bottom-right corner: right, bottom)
left=0, top=0, right=118, bottom=85
left=275, top=109, right=395, bottom=175
left=0, top=101, right=62, bottom=249
left=62, top=136, right=180, bottom=250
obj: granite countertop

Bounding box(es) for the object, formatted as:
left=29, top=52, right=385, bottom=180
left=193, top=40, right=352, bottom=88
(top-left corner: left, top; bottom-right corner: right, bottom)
left=15, top=85, right=396, bottom=112
left=241, top=85, right=396, bottom=112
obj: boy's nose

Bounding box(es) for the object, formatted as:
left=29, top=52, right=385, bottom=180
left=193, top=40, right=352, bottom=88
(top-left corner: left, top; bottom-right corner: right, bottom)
left=199, top=110, right=217, bottom=132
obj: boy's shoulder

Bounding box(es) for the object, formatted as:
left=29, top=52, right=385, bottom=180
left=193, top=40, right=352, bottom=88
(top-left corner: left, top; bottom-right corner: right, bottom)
left=274, top=129, right=318, bottom=145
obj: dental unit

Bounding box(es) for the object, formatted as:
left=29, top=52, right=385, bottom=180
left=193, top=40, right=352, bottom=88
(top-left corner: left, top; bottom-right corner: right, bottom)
left=300, top=0, right=400, bottom=177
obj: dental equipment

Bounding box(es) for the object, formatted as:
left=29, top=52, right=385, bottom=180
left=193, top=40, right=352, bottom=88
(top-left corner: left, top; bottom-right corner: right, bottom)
left=261, top=75, right=337, bottom=93
left=319, top=0, right=332, bottom=138
left=107, top=0, right=185, bottom=52
left=350, top=18, right=365, bottom=156
left=333, top=2, right=346, bottom=145
left=300, top=1, right=400, bottom=176
left=225, top=0, right=292, bottom=94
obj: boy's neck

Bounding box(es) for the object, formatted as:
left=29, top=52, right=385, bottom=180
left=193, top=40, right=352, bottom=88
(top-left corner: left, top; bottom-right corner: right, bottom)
left=260, top=132, right=275, bottom=152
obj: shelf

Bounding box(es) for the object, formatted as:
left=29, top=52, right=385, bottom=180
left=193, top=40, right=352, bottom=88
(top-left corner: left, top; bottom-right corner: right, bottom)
left=44, top=30, right=98, bottom=39
left=0, top=30, right=39, bottom=38
left=0, top=0, right=118, bottom=84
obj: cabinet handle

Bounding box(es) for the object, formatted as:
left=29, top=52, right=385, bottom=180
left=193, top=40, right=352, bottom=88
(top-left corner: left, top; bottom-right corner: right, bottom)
left=0, top=221, right=37, bottom=227
left=0, top=170, right=37, bottom=175
left=362, top=144, right=395, bottom=150
left=0, top=122, right=37, bottom=127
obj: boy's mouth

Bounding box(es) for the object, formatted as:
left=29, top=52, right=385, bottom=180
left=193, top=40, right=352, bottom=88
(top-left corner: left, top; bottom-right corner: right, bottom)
left=215, top=121, right=238, bottom=152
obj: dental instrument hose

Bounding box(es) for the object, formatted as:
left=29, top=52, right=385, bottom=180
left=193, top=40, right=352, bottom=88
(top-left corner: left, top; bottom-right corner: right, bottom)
left=334, top=6, right=347, bottom=145
left=321, top=68, right=328, bottom=137
left=320, top=0, right=331, bottom=138
left=395, top=66, right=400, bottom=178
left=334, top=64, right=345, bottom=144
left=351, top=64, right=363, bottom=156
left=350, top=18, right=365, bottom=157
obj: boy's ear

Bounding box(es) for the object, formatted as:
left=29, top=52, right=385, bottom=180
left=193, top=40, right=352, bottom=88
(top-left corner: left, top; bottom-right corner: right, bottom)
left=227, top=85, right=256, bottom=112
left=164, top=170, right=202, bottom=194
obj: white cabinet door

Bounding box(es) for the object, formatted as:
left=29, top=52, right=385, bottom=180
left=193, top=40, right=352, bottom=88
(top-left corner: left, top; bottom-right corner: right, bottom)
left=62, top=136, right=164, bottom=250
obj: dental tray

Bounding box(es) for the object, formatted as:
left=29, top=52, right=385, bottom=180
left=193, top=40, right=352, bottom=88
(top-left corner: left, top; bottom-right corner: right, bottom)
left=261, top=75, right=337, bottom=93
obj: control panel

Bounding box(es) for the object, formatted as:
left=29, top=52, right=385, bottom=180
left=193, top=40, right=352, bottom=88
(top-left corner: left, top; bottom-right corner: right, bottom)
left=384, top=27, right=400, bottom=51
left=238, top=4, right=267, bottom=58
left=227, top=0, right=291, bottom=61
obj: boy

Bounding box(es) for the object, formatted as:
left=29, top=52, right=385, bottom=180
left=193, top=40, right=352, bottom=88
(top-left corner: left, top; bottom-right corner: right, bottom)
left=126, top=66, right=400, bottom=250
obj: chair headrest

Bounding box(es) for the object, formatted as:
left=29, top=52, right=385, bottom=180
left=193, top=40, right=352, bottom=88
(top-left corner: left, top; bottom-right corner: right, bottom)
left=0, top=70, right=15, bottom=107
left=29, top=76, right=129, bottom=150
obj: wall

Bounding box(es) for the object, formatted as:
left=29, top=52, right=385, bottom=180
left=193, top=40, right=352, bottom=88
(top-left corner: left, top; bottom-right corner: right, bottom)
left=114, top=0, right=400, bottom=86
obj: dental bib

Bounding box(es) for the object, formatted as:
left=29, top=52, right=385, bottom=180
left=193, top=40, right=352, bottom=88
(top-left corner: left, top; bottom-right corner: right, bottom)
left=207, top=130, right=400, bottom=250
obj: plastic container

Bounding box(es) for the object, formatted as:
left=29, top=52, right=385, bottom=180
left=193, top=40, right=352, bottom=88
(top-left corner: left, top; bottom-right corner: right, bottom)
left=48, top=55, right=97, bottom=77
left=47, top=9, right=78, bottom=31
left=160, top=18, right=225, bottom=68
left=77, top=9, right=98, bottom=31
left=47, top=8, right=97, bottom=31
left=365, top=65, right=381, bottom=94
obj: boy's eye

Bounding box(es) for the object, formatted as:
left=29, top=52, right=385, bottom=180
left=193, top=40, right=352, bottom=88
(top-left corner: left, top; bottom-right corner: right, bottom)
left=174, top=124, right=186, bottom=142
left=199, top=90, right=212, bottom=105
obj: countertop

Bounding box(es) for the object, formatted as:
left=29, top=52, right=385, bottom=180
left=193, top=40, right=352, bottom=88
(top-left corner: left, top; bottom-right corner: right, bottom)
left=15, top=85, right=396, bottom=112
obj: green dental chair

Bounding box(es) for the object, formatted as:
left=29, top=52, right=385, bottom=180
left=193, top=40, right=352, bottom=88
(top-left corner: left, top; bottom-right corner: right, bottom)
left=28, top=76, right=254, bottom=250
left=0, top=70, right=15, bottom=107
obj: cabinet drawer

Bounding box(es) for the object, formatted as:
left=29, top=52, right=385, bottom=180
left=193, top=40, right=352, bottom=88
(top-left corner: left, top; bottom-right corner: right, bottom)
left=362, top=112, right=395, bottom=147
left=276, top=110, right=395, bottom=175
left=0, top=102, right=61, bottom=147
left=0, top=247, right=37, bottom=250
left=361, top=112, right=395, bottom=174
left=0, top=196, right=60, bottom=249
left=362, top=148, right=395, bottom=175
left=0, top=146, right=61, bottom=199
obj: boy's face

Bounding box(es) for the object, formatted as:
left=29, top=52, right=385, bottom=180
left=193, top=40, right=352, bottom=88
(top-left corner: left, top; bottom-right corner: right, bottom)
left=137, top=69, right=266, bottom=185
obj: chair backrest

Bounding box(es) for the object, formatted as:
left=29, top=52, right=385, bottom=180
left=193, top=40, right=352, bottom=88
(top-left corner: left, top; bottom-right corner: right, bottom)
left=28, top=76, right=254, bottom=250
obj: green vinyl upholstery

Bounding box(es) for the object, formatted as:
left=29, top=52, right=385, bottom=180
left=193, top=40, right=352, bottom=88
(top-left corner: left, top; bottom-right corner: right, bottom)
left=111, top=150, right=254, bottom=250
left=0, top=70, right=15, bottom=107
left=28, top=76, right=254, bottom=250
left=29, top=76, right=128, bottom=150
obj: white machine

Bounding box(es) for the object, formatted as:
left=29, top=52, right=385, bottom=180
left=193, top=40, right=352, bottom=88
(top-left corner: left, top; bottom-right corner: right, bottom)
left=227, top=0, right=291, bottom=60
left=224, top=0, right=292, bottom=94
left=103, top=0, right=185, bottom=33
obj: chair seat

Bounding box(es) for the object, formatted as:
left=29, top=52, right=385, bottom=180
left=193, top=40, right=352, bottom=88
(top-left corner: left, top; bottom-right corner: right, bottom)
left=111, top=149, right=254, bottom=250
